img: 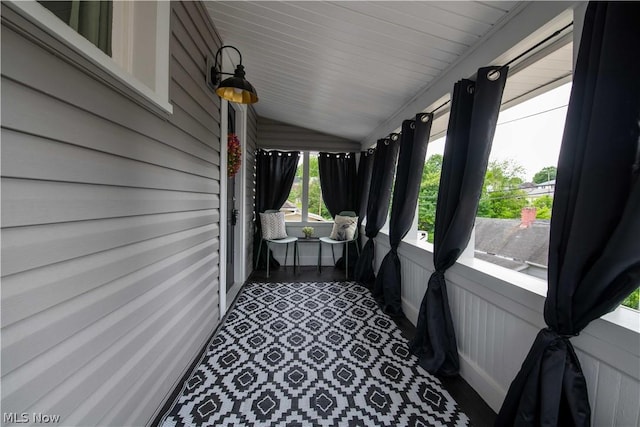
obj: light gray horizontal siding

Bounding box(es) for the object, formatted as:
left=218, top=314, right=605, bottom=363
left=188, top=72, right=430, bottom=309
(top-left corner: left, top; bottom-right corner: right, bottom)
left=2, top=129, right=217, bottom=191
left=1, top=178, right=219, bottom=227
left=2, top=78, right=220, bottom=168
left=1, top=1, right=223, bottom=426
left=257, top=116, right=360, bottom=152
left=2, top=210, right=218, bottom=277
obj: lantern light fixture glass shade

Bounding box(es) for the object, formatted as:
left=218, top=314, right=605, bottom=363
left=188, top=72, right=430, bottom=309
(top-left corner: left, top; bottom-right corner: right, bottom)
left=209, top=45, right=258, bottom=104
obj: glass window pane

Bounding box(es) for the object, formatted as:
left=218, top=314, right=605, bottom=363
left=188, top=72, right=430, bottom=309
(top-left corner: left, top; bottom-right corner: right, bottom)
left=282, top=153, right=331, bottom=222
left=283, top=156, right=303, bottom=222
left=38, top=1, right=113, bottom=55
left=307, top=153, right=331, bottom=222
left=474, top=82, right=571, bottom=279
left=417, top=138, right=445, bottom=243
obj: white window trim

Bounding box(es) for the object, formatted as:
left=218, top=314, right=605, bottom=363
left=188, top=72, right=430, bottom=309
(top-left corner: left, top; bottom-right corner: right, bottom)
left=6, top=0, right=172, bottom=115
left=111, top=1, right=135, bottom=77
left=301, top=152, right=310, bottom=222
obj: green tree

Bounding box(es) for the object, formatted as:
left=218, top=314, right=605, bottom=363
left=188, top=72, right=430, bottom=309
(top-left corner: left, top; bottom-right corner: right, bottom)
left=417, top=154, right=443, bottom=243
left=287, top=158, right=304, bottom=209
left=533, top=195, right=553, bottom=219
left=622, top=288, right=639, bottom=310
left=283, top=154, right=328, bottom=220
left=308, top=155, right=332, bottom=220
left=308, top=178, right=332, bottom=219
left=532, top=166, right=557, bottom=184
left=416, top=156, right=531, bottom=242
left=477, top=160, right=527, bottom=219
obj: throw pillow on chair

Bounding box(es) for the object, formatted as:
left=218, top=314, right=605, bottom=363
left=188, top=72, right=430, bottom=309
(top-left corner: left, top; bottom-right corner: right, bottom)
left=329, top=215, right=358, bottom=241
left=260, top=212, right=287, bottom=240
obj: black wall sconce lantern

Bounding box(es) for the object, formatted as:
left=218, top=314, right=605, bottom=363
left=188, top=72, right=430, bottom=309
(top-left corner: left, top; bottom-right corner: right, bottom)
left=207, top=45, right=258, bottom=104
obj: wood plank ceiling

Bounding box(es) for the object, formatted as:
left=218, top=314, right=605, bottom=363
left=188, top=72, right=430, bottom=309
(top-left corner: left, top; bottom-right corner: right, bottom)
left=205, top=1, right=571, bottom=147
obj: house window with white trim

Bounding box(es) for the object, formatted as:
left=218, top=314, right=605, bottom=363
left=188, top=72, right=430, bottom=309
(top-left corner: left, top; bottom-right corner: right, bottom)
left=38, top=1, right=113, bottom=55
left=9, top=0, right=171, bottom=112
left=284, top=152, right=331, bottom=223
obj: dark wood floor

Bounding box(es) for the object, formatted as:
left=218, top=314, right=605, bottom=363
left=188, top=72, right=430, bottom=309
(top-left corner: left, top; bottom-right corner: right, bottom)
left=247, top=265, right=497, bottom=427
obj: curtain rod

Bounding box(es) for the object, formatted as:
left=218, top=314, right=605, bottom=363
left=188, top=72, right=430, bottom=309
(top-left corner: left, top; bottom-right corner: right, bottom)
left=499, top=21, right=573, bottom=71
left=382, top=101, right=447, bottom=142
left=420, top=22, right=573, bottom=120
left=429, top=99, right=451, bottom=115
left=375, top=21, right=573, bottom=144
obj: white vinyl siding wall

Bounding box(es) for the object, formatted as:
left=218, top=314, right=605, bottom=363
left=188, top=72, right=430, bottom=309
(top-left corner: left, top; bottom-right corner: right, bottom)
left=257, top=116, right=360, bottom=152
left=1, top=2, right=223, bottom=425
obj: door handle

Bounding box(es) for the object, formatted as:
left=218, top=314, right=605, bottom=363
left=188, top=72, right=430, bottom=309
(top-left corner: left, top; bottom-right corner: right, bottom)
left=231, top=209, right=239, bottom=226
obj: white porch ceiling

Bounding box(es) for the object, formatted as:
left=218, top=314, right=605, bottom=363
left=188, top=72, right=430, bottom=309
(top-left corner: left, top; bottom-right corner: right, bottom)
left=205, top=1, right=573, bottom=147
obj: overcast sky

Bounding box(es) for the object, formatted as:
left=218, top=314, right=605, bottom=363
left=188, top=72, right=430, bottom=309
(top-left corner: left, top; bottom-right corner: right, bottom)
left=427, top=82, right=572, bottom=182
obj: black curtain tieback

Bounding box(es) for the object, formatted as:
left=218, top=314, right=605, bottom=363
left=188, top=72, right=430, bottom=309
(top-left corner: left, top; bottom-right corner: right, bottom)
left=543, top=327, right=579, bottom=340
left=428, top=271, right=446, bottom=289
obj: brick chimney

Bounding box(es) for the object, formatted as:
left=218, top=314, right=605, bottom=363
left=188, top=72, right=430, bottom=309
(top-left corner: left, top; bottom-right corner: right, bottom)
left=520, top=206, right=537, bottom=228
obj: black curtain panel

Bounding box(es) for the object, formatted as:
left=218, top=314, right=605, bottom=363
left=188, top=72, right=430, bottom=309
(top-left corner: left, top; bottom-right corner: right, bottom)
left=318, top=152, right=358, bottom=270
left=373, top=114, right=432, bottom=316
left=410, top=66, right=508, bottom=376
left=353, top=137, right=400, bottom=288
left=254, top=149, right=300, bottom=269
left=355, top=150, right=375, bottom=231
left=318, top=152, right=357, bottom=216
left=496, top=3, right=640, bottom=425
left=340, top=149, right=375, bottom=273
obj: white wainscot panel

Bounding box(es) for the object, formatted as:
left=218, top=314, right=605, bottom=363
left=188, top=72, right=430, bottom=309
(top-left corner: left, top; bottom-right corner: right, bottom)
left=375, top=235, right=640, bottom=425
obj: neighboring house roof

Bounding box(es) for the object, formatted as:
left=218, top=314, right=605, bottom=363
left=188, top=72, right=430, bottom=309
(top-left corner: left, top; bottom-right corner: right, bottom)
left=522, top=180, right=556, bottom=198
left=475, top=217, right=550, bottom=266
left=282, top=200, right=297, bottom=210
left=280, top=202, right=329, bottom=222
left=525, top=187, right=555, bottom=198
left=283, top=211, right=328, bottom=222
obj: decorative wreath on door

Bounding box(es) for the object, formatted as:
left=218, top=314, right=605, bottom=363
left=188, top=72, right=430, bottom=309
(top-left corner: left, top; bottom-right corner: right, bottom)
left=228, top=133, right=242, bottom=177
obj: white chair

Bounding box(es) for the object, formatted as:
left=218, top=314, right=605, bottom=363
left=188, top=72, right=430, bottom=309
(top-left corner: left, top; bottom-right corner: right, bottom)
left=319, top=211, right=359, bottom=280
left=257, top=209, right=299, bottom=278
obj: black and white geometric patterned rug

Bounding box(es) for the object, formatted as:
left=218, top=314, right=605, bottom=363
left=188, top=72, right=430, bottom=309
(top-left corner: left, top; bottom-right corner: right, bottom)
left=159, top=282, right=470, bottom=426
